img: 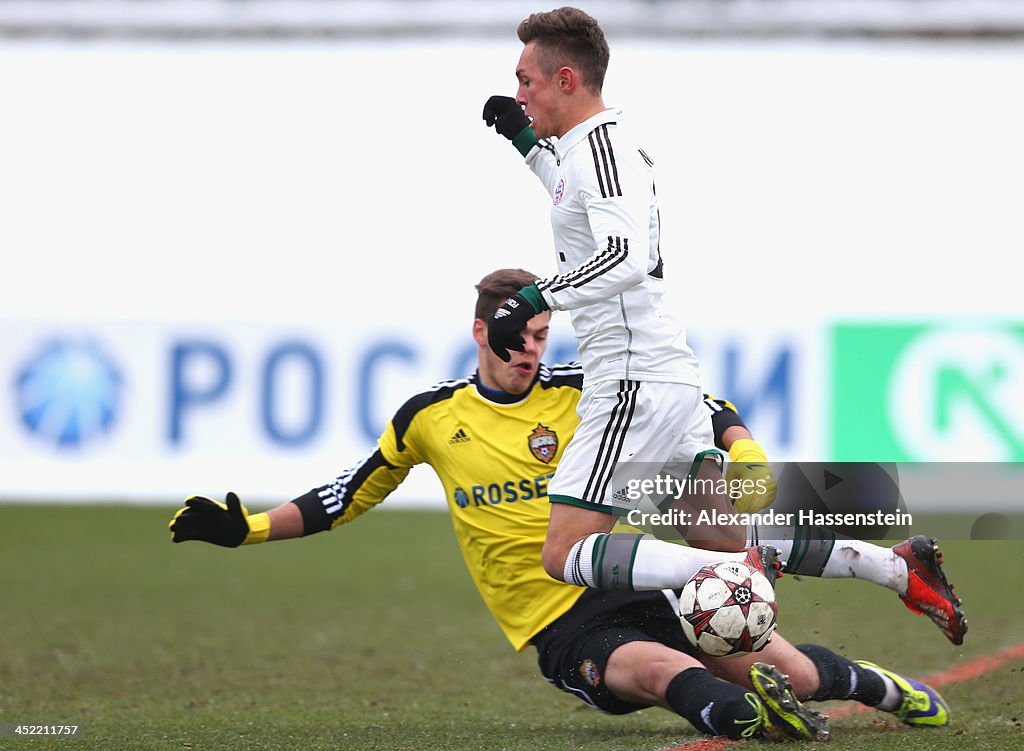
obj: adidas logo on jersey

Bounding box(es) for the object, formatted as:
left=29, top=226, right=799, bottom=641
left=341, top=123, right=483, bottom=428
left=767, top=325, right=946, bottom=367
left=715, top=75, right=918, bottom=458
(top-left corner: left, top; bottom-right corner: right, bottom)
left=449, top=428, right=471, bottom=444
left=494, top=308, right=512, bottom=318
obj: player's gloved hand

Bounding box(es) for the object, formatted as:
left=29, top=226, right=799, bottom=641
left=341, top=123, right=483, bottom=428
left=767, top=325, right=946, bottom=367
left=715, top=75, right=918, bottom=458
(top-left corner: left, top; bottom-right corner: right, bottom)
left=482, top=95, right=538, bottom=156
left=487, top=283, right=549, bottom=362
left=482, top=95, right=530, bottom=138
left=168, top=492, right=270, bottom=547
left=726, top=438, right=777, bottom=514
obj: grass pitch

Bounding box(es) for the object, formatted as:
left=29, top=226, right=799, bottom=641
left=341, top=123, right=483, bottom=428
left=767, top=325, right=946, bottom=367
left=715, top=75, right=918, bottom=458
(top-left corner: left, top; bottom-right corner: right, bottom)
left=1, top=505, right=1022, bottom=750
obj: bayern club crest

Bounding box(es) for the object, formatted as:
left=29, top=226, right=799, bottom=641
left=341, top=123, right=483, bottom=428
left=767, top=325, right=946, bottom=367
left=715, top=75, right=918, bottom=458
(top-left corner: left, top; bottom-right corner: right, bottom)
left=528, top=423, right=558, bottom=464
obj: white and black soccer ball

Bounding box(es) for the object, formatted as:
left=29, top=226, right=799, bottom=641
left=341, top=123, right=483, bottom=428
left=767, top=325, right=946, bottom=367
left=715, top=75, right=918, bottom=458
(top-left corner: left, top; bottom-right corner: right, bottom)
left=678, top=560, right=777, bottom=657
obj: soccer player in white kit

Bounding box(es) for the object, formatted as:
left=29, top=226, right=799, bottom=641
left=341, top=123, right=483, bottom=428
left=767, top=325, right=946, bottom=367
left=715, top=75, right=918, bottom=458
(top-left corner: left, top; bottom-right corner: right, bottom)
left=483, top=7, right=777, bottom=593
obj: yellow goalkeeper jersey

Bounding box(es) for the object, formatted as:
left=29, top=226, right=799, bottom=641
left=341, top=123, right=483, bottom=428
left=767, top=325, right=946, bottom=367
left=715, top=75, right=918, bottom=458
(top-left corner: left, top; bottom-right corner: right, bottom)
left=298, top=363, right=587, bottom=651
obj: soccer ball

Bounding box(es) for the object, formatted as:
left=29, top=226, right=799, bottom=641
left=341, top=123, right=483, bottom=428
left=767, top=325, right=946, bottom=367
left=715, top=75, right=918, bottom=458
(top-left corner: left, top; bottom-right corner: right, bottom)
left=678, top=560, right=777, bottom=657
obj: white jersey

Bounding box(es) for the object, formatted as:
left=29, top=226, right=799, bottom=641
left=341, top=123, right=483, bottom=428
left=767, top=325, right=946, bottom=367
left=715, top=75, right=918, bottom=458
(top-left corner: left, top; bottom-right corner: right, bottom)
left=525, top=108, right=701, bottom=387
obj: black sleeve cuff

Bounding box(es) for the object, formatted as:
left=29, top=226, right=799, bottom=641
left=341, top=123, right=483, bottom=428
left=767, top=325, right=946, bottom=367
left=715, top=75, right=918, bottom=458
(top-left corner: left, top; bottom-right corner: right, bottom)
left=710, top=408, right=746, bottom=450
left=292, top=491, right=333, bottom=535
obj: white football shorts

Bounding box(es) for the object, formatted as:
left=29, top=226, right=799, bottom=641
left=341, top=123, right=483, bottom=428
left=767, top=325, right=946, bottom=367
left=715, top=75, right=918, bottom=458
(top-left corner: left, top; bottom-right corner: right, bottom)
left=547, top=380, right=717, bottom=512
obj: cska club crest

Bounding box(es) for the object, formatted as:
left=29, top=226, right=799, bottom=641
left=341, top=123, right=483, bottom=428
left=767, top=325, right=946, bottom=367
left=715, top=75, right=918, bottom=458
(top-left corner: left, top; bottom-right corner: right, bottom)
left=528, top=423, right=558, bottom=464
left=579, top=658, right=602, bottom=687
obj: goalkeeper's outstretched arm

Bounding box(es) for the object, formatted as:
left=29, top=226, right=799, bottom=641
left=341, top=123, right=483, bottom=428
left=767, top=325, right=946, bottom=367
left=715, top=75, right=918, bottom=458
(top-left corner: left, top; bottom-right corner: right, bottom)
left=169, top=385, right=441, bottom=548
left=265, top=502, right=303, bottom=539
left=170, top=436, right=417, bottom=547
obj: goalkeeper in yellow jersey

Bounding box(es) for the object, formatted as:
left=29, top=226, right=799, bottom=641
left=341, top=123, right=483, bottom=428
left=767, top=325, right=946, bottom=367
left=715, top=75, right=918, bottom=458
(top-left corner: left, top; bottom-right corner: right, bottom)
left=170, top=268, right=955, bottom=741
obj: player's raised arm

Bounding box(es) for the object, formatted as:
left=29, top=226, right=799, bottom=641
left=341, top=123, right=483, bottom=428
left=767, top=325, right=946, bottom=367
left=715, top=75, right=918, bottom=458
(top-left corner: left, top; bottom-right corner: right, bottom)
left=532, top=225, right=648, bottom=312
left=481, top=93, right=563, bottom=198
left=482, top=95, right=539, bottom=156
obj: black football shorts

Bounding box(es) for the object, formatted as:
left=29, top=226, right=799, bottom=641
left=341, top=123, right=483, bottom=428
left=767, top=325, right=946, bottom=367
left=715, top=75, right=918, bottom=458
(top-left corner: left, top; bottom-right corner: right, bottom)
left=531, top=588, right=698, bottom=714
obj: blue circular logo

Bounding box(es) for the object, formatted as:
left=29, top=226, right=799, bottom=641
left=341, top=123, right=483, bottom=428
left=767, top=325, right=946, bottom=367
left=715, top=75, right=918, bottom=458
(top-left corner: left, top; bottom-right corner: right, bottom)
left=16, top=339, right=123, bottom=448
left=454, top=487, right=470, bottom=508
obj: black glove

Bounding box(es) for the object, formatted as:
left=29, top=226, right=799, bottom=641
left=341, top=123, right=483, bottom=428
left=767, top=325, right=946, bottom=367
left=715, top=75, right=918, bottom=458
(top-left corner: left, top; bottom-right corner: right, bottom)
left=169, top=492, right=250, bottom=547
left=487, top=284, right=548, bottom=362
left=482, top=95, right=531, bottom=140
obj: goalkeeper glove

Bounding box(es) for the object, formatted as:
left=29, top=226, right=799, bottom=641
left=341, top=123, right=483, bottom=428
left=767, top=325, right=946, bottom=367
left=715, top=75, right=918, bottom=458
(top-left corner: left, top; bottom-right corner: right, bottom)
left=726, top=438, right=777, bottom=514
left=168, top=492, right=270, bottom=547
left=482, top=95, right=538, bottom=156
left=487, top=284, right=548, bottom=362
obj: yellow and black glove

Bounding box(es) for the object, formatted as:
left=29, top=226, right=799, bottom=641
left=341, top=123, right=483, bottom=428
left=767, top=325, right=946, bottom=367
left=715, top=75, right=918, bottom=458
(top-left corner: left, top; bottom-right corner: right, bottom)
left=726, top=439, right=777, bottom=514
left=169, top=491, right=270, bottom=547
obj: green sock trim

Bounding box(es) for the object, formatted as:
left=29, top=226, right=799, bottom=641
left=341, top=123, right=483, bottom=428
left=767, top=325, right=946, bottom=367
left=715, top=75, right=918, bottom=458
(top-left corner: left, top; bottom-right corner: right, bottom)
left=784, top=527, right=835, bottom=576
left=811, top=531, right=836, bottom=577
left=785, top=526, right=808, bottom=574
left=517, top=283, right=548, bottom=313
left=512, top=126, right=539, bottom=157
left=592, top=533, right=610, bottom=589
left=626, top=533, right=643, bottom=591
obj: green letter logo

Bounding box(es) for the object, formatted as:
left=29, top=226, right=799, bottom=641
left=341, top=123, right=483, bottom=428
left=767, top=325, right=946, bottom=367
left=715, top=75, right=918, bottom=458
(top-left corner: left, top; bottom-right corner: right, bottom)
left=832, top=324, right=1024, bottom=461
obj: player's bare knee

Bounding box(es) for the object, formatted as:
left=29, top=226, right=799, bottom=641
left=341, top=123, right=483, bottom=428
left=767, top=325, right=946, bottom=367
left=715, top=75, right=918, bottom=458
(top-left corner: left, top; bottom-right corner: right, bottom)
left=638, top=654, right=700, bottom=699
left=541, top=536, right=570, bottom=581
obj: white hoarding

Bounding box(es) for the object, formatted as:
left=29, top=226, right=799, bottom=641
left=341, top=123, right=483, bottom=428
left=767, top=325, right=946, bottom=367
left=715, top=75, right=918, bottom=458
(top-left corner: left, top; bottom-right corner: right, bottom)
left=0, top=320, right=815, bottom=504
left=1, top=40, right=1021, bottom=502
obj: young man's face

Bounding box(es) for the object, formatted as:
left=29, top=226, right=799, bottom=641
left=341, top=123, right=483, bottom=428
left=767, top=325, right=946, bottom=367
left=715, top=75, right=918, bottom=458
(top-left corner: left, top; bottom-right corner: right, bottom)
left=474, top=311, right=551, bottom=395
left=515, top=41, right=564, bottom=139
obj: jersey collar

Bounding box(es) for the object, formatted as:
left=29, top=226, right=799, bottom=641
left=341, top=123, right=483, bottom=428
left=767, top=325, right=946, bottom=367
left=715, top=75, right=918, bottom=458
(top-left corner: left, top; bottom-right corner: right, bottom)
left=471, top=370, right=538, bottom=405
left=550, top=107, right=622, bottom=158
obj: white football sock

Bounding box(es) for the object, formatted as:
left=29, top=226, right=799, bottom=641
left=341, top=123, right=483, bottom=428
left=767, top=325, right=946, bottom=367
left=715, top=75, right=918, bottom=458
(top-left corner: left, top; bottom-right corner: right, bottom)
left=750, top=525, right=909, bottom=593
left=564, top=533, right=747, bottom=590
left=820, top=539, right=909, bottom=593
left=861, top=665, right=902, bottom=711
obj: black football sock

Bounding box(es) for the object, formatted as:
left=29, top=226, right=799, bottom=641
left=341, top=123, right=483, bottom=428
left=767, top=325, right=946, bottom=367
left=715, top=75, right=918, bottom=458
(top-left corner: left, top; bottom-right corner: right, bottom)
left=796, top=643, right=887, bottom=706
left=664, top=667, right=762, bottom=740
